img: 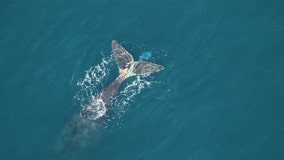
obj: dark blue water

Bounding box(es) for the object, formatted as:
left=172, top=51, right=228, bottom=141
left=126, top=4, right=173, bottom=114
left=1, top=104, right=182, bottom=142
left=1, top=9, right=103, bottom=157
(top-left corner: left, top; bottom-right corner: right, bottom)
left=1, top=1, right=284, bottom=160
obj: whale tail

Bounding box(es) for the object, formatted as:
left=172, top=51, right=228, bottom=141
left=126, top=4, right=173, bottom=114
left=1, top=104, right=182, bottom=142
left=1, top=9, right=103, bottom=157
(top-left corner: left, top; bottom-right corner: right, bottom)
left=112, top=40, right=164, bottom=78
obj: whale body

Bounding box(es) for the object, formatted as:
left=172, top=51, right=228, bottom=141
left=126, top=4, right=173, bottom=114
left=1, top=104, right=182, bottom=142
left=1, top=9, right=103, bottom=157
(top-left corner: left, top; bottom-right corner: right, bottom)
left=57, top=40, right=164, bottom=152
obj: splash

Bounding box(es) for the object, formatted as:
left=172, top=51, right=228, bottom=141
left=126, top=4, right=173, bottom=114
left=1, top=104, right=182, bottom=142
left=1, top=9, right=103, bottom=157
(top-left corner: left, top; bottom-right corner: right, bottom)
left=75, top=54, right=112, bottom=106
left=75, top=54, right=112, bottom=121
left=80, top=96, right=107, bottom=121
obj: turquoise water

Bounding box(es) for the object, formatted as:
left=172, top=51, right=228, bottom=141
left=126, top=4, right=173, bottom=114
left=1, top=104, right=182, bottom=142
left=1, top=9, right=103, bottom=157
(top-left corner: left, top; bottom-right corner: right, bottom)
left=1, top=0, right=284, bottom=160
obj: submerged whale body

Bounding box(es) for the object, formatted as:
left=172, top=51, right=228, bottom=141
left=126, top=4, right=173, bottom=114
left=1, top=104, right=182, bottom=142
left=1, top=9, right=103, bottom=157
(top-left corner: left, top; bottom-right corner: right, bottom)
left=57, top=40, right=164, bottom=152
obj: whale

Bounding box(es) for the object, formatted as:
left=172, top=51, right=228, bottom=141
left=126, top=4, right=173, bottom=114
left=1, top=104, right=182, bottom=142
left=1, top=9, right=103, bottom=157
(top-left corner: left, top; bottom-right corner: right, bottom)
left=57, top=40, right=164, bottom=152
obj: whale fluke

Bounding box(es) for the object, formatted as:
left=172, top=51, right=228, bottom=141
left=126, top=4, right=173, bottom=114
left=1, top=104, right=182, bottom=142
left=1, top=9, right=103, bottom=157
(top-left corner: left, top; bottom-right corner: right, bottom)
left=112, top=40, right=134, bottom=73
left=111, top=40, right=164, bottom=78
left=131, top=61, right=164, bottom=75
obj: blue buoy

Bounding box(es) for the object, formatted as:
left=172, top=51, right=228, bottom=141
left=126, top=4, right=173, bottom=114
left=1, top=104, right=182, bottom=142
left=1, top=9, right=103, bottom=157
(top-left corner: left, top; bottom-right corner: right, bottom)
left=139, top=51, right=152, bottom=61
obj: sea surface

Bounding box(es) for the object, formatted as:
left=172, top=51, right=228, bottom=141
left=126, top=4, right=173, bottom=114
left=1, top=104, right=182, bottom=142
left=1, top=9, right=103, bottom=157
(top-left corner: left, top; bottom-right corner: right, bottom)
left=1, top=0, right=284, bottom=160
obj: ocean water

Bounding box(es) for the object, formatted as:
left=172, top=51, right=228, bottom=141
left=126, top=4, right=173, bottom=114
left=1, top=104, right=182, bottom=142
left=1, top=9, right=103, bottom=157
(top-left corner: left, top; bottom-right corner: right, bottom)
left=1, top=0, right=284, bottom=160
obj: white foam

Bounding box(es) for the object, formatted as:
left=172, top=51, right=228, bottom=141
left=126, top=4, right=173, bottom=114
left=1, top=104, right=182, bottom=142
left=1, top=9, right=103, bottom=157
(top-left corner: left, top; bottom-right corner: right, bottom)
left=80, top=95, right=107, bottom=120
left=75, top=54, right=113, bottom=105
